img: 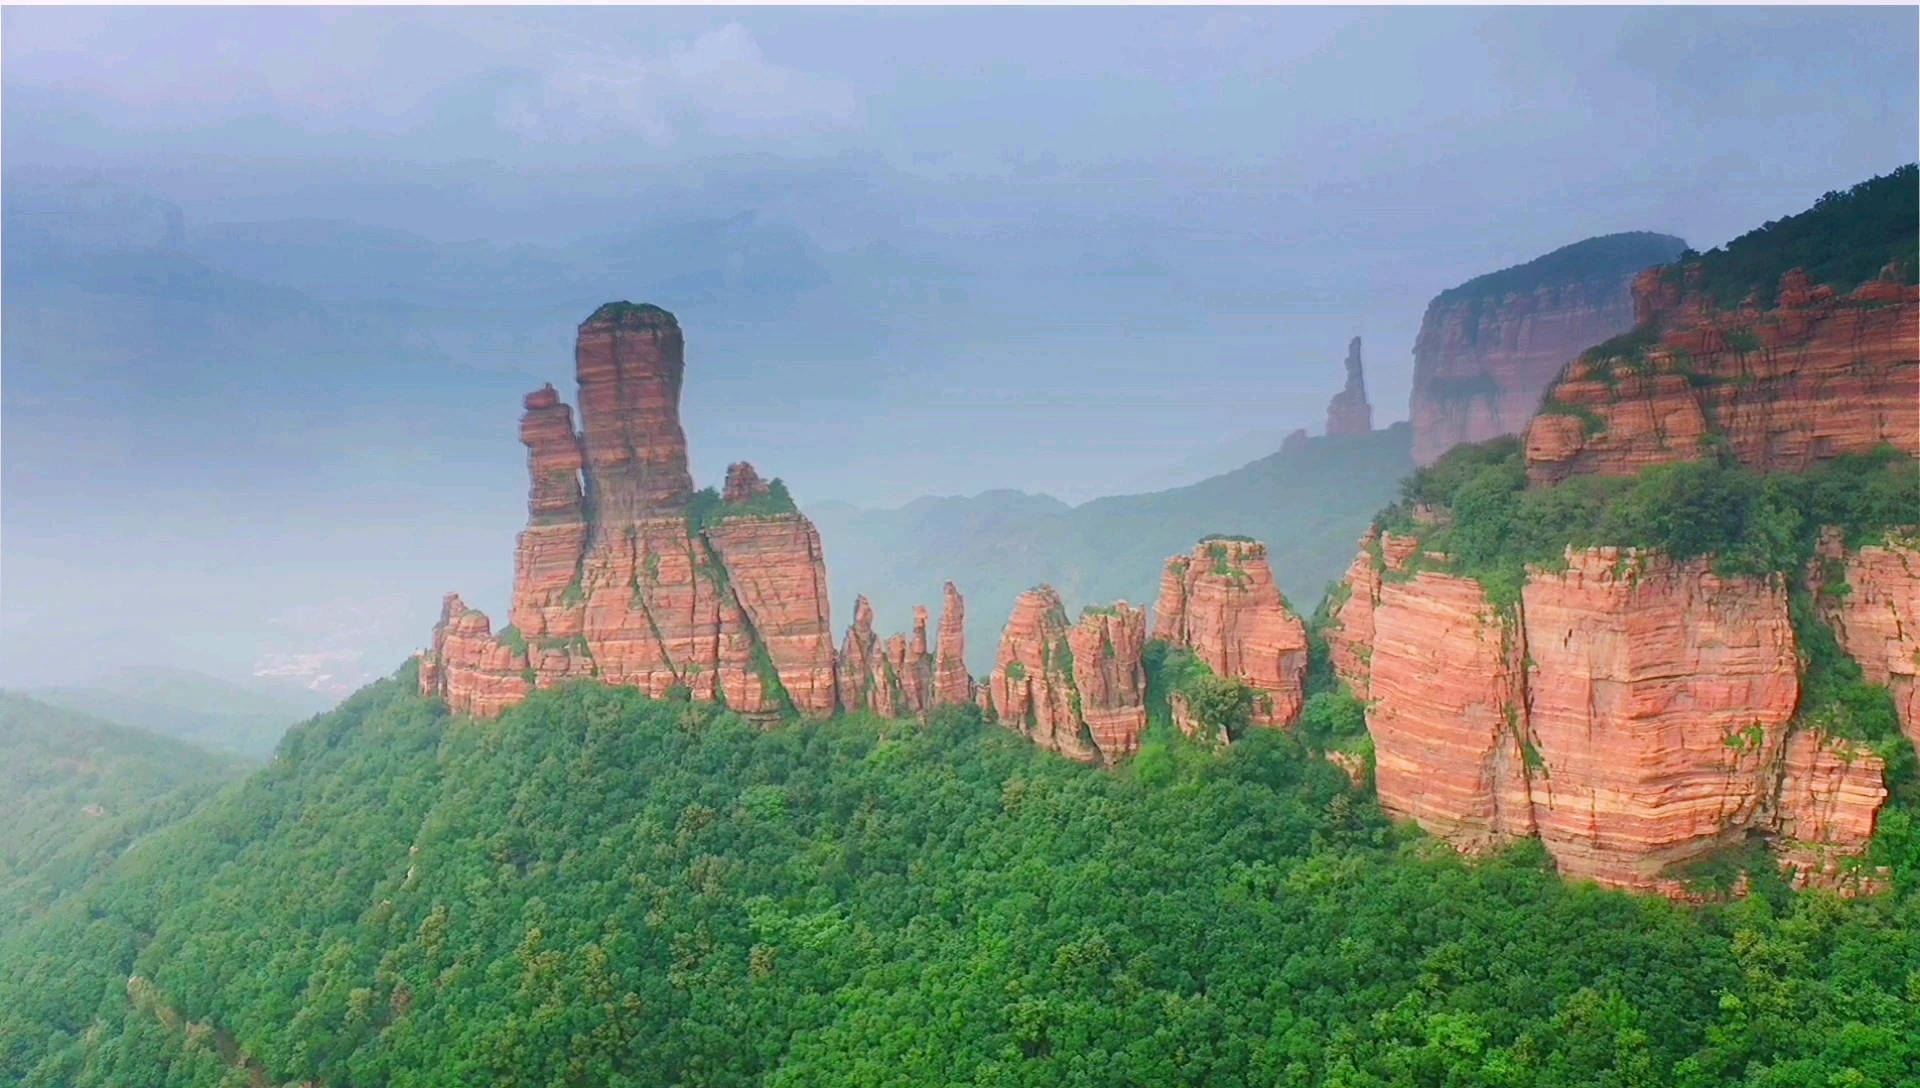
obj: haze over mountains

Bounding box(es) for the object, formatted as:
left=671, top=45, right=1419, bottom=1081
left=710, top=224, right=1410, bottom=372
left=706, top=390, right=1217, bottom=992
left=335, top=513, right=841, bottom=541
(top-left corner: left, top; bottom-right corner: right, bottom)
left=3, top=6, right=1914, bottom=699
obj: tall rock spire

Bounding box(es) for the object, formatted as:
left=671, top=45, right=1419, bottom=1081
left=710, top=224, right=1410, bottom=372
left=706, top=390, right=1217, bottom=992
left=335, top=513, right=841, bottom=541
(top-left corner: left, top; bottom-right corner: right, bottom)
left=574, top=302, right=694, bottom=534
left=932, top=582, right=974, bottom=707
left=1324, top=336, right=1373, bottom=436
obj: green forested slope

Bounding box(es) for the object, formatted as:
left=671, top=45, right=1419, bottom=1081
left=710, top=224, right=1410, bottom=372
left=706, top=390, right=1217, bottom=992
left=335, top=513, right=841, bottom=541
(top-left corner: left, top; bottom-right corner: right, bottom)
left=5, top=668, right=1918, bottom=1087
left=0, top=692, right=244, bottom=937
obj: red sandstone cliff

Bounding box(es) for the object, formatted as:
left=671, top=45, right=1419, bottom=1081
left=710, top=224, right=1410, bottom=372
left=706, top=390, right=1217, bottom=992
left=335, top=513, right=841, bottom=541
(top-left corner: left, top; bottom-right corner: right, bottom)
left=1153, top=539, right=1309, bottom=727
left=1410, top=233, right=1685, bottom=466
left=1526, top=264, right=1920, bottom=484
left=983, top=587, right=1148, bottom=764
left=420, top=304, right=838, bottom=722
left=1324, top=336, right=1374, bottom=437
left=1327, top=540, right=1888, bottom=895
left=1813, top=528, right=1920, bottom=746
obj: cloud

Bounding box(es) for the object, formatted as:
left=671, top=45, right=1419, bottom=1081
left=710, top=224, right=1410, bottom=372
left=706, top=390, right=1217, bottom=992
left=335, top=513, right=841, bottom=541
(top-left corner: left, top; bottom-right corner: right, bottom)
left=2, top=9, right=861, bottom=151
left=493, top=23, right=861, bottom=147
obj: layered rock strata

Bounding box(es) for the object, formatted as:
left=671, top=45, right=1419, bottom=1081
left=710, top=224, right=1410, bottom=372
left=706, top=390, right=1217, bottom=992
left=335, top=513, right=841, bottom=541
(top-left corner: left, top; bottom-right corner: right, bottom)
left=1153, top=539, right=1309, bottom=728
left=933, top=582, right=975, bottom=708
left=1410, top=233, right=1687, bottom=466
left=1527, top=265, right=1920, bottom=484
left=1812, top=528, right=1920, bottom=745
left=1324, top=336, right=1374, bottom=436
left=982, top=587, right=1148, bottom=764
left=1327, top=541, right=1888, bottom=894
left=420, top=303, right=837, bottom=721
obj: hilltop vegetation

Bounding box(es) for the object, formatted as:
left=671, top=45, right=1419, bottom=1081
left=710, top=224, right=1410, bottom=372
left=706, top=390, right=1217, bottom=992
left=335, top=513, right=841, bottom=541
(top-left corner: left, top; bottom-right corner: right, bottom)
left=3, top=669, right=1919, bottom=1086
left=1669, top=164, right=1919, bottom=308
left=0, top=692, right=244, bottom=937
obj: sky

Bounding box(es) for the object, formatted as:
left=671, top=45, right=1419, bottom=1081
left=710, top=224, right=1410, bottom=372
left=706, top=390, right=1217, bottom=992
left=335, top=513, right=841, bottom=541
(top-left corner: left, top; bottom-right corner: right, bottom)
left=3, top=5, right=1916, bottom=694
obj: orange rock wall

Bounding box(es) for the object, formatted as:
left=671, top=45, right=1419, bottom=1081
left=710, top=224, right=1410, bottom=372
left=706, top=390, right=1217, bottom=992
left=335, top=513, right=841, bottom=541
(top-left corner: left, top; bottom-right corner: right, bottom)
left=705, top=515, right=841, bottom=716
left=1411, top=278, right=1643, bottom=467
left=1152, top=539, right=1309, bottom=727
left=1520, top=550, right=1801, bottom=889
left=1527, top=267, right=1919, bottom=484
left=1326, top=538, right=1889, bottom=895
left=1814, top=531, right=1920, bottom=746
left=987, top=587, right=1097, bottom=763
left=1068, top=604, right=1149, bottom=761
left=1367, top=570, right=1534, bottom=852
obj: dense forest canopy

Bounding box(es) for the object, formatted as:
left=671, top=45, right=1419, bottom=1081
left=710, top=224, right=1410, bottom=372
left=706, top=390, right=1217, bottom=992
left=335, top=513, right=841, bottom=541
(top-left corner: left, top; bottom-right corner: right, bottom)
left=1671, top=163, right=1920, bottom=308
left=3, top=667, right=1918, bottom=1086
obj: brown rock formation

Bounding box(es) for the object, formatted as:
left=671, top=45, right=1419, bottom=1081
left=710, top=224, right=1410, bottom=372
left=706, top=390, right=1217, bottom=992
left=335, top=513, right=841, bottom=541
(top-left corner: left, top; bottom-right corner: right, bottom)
left=421, top=303, right=838, bottom=722
left=1068, top=604, right=1150, bottom=761
left=420, top=593, right=531, bottom=720
left=1325, top=336, right=1374, bottom=436
left=704, top=514, right=840, bottom=716
left=1520, top=549, right=1801, bottom=889
left=1410, top=233, right=1685, bottom=466
left=1526, top=264, right=1919, bottom=484
left=932, top=582, right=974, bottom=707
left=576, top=302, right=695, bottom=531
left=1813, top=528, right=1920, bottom=745
left=1366, top=570, right=1535, bottom=853
left=1326, top=538, right=1888, bottom=895
left=988, top=587, right=1097, bottom=763
left=1774, top=729, right=1888, bottom=894
left=724, top=461, right=772, bottom=504
left=837, top=596, right=899, bottom=717
left=1152, top=538, right=1309, bottom=727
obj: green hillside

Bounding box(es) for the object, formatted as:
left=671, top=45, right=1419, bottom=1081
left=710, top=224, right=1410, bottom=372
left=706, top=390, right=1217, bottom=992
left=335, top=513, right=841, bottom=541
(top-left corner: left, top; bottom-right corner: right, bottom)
left=28, top=666, right=332, bottom=760
left=812, top=424, right=1412, bottom=667
left=4, top=667, right=1918, bottom=1086
left=0, top=692, right=244, bottom=937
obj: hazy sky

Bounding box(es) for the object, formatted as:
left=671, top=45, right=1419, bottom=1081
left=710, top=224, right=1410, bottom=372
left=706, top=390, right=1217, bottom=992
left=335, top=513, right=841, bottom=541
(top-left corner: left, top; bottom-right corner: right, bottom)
left=4, top=6, right=1915, bottom=694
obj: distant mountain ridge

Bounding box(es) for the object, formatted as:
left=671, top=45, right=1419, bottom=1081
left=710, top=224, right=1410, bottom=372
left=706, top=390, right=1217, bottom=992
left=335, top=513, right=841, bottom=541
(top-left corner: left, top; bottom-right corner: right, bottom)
left=810, top=423, right=1413, bottom=672
left=26, top=666, right=333, bottom=760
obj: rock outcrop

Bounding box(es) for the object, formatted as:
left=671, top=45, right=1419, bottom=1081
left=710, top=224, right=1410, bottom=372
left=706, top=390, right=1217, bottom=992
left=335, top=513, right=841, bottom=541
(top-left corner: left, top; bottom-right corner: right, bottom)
left=1329, top=541, right=1887, bottom=895
left=837, top=596, right=898, bottom=717
left=723, top=461, right=773, bottom=504
left=1813, top=528, right=1920, bottom=745
left=933, top=582, right=974, bottom=708
left=1153, top=539, right=1309, bottom=728
left=1526, top=264, right=1920, bottom=484
left=983, top=587, right=1147, bottom=764
left=420, top=303, right=838, bottom=722
left=1409, top=233, right=1688, bottom=466
left=1324, top=336, right=1373, bottom=436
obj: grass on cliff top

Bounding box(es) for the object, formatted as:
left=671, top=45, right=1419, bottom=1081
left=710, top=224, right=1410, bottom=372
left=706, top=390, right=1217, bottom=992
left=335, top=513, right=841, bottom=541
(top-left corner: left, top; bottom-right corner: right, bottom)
left=583, top=300, right=680, bottom=328
left=1374, top=437, right=1918, bottom=608
left=1430, top=231, right=1688, bottom=307
left=1665, top=163, right=1919, bottom=310
left=686, top=478, right=799, bottom=533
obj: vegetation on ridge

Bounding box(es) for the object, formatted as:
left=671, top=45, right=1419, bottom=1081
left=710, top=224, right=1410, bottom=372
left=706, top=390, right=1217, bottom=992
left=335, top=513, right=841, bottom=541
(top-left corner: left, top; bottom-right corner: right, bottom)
left=1664, top=163, right=1919, bottom=309
left=6, top=669, right=1920, bottom=1086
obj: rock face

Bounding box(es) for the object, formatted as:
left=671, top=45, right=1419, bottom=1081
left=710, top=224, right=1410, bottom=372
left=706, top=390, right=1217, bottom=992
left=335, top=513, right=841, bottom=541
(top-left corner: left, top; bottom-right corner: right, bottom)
left=1527, top=265, right=1920, bottom=484
left=1152, top=539, right=1309, bottom=727
left=724, top=461, right=771, bottom=504
left=1329, top=541, right=1886, bottom=894
left=420, top=303, right=838, bottom=722
left=933, top=582, right=975, bottom=708
left=837, top=596, right=898, bottom=717
left=1813, top=528, right=1920, bottom=745
left=1324, top=336, right=1373, bottom=436
left=1520, top=550, right=1802, bottom=889
left=1409, top=232, right=1688, bottom=466
left=983, top=587, right=1147, bottom=764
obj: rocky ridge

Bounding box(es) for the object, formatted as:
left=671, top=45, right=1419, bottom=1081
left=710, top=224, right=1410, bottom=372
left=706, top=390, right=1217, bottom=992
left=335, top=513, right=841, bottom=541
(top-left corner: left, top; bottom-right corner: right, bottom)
left=1526, top=264, right=1919, bottom=484
left=1409, top=232, right=1689, bottom=467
